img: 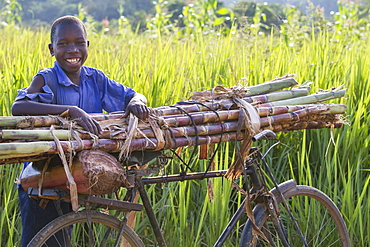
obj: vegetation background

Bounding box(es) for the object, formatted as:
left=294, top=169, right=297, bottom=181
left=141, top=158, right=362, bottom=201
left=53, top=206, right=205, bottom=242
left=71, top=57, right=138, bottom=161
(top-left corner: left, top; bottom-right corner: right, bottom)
left=0, top=0, right=369, bottom=246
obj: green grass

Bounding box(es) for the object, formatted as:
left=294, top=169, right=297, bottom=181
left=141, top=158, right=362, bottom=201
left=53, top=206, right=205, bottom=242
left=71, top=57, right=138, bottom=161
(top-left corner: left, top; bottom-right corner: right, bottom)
left=0, top=21, right=369, bottom=246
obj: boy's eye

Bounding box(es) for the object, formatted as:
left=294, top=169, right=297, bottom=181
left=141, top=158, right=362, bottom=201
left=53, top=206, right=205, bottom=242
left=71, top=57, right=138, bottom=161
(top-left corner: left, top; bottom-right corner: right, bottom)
left=57, top=42, right=66, bottom=46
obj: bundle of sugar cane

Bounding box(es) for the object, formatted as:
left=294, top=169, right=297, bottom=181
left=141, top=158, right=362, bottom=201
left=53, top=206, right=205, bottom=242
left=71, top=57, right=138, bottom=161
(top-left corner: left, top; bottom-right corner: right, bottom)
left=0, top=75, right=346, bottom=166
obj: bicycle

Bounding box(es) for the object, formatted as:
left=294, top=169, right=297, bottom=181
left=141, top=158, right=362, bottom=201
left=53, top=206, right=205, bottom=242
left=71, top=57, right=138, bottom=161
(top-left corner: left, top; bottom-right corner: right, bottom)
left=26, top=130, right=350, bottom=247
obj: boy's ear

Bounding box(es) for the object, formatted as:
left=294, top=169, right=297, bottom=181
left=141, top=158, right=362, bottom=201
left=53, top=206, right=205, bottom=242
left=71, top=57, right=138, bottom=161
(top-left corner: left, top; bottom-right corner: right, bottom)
left=48, top=43, right=54, bottom=56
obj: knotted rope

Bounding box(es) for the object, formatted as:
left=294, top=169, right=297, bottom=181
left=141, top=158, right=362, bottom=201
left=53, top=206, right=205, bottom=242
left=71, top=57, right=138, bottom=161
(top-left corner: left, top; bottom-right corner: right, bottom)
left=224, top=97, right=261, bottom=180
left=49, top=125, right=79, bottom=211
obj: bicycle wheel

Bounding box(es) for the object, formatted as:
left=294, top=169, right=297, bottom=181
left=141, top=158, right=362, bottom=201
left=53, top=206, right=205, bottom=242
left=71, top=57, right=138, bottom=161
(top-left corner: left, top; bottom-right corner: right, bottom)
left=240, top=182, right=350, bottom=247
left=27, top=210, right=144, bottom=247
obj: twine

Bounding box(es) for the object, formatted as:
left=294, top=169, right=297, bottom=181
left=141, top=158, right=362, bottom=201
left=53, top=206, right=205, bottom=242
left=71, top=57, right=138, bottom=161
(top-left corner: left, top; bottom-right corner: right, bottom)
left=118, top=113, right=139, bottom=161
left=148, top=117, right=166, bottom=151
left=224, top=98, right=261, bottom=180
left=38, top=157, right=52, bottom=197
left=50, top=125, right=79, bottom=211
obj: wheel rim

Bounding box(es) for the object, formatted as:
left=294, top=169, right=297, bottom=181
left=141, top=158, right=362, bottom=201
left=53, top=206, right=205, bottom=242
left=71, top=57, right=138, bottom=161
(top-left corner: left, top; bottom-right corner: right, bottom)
left=261, top=193, right=344, bottom=246
left=241, top=185, right=350, bottom=247
left=29, top=211, right=142, bottom=247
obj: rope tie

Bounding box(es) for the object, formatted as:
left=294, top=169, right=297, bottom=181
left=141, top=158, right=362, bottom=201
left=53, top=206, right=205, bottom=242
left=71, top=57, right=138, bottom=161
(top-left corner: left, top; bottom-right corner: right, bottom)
left=225, top=97, right=261, bottom=180
left=49, top=125, right=79, bottom=211
left=38, top=157, right=52, bottom=197
left=118, top=113, right=139, bottom=161
left=148, top=115, right=177, bottom=151
left=148, top=117, right=166, bottom=151
left=71, top=129, right=84, bottom=150
left=160, top=119, right=175, bottom=150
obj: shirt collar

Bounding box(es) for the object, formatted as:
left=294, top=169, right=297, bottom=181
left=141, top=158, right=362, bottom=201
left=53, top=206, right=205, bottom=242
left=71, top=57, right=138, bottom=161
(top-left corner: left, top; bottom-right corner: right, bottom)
left=54, top=61, right=92, bottom=86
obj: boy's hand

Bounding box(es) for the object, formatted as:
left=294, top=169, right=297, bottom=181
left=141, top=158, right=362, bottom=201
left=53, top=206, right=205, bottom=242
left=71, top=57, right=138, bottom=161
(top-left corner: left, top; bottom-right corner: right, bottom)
left=122, top=93, right=150, bottom=120
left=69, top=106, right=102, bottom=135
left=123, top=100, right=150, bottom=120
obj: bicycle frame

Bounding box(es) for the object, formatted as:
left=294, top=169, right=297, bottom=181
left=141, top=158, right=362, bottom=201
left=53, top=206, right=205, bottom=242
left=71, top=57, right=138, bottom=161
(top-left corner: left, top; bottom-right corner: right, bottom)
left=28, top=148, right=299, bottom=247
left=126, top=145, right=300, bottom=247
left=28, top=130, right=349, bottom=247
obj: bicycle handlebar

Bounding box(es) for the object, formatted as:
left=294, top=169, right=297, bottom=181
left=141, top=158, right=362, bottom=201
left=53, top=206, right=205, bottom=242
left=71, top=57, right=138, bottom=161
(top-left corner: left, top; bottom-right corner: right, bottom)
left=252, top=130, right=276, bottom=142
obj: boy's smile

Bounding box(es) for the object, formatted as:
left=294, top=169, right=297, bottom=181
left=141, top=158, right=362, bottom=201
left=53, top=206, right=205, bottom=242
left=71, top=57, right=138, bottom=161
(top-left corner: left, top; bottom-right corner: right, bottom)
left=48, top=22, right=89, bottom=84
left=66, top=58, right=81, bottom=64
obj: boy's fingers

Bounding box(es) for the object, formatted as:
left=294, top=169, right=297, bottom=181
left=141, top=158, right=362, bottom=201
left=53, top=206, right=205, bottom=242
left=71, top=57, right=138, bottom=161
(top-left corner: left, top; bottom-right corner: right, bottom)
left=77, top=119, right=89, bottom=133
left=139, top=109, right=149, bottom=120
left=133, top=105, right=150, bottom=120
left=87, top=119, right=101, bottom=135
left=69, top=107, right=101, bottom=135
left=121, top=104, right=150, bottom=120
left=77, top=117, right=101, bottom=135
left=92, top=119, right=102, bottom=134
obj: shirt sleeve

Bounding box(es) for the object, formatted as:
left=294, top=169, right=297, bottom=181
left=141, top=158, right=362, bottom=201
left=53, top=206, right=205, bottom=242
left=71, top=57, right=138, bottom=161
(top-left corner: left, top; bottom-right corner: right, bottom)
left=95, top=70, right=136, bottom=113
left=14, top=85, right=54, bottom=103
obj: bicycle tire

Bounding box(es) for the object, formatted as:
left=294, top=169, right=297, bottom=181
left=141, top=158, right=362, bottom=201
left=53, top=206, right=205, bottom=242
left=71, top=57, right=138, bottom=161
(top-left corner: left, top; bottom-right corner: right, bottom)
left=27, top=210, right=144, bottom=247
left=240, top=183, right=350, bottom=247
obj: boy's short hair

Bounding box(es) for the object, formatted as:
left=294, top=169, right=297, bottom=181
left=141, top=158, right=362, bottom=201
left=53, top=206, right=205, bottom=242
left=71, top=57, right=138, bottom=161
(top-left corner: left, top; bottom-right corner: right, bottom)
left=50, top=15, right=87, bottom=43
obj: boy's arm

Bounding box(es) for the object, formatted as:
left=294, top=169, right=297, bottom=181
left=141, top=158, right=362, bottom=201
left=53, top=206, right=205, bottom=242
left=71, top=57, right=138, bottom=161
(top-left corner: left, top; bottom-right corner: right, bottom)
left=122, top=93, right=150, bottom=120
left=12, top=75, right=101, bottom=135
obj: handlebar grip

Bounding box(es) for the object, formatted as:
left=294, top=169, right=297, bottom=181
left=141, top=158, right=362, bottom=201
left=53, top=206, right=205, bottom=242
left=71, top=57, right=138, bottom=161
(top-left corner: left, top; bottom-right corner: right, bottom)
left=252, top=130, right=276, bottom=142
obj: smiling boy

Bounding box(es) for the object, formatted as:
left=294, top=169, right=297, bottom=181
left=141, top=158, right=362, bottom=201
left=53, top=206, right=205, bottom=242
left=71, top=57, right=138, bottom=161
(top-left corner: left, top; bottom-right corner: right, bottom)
left=12, top=15, right=150, bottom=246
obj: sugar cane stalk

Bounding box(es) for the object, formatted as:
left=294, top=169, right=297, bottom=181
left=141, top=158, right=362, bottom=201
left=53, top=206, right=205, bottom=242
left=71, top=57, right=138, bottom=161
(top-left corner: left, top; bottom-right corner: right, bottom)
left=0, top=116, right=343, bottom=166
left=191, top=77, right=299, bottom=100
left=259, top=89, right=346, bottom=107
left=0, top=116, right=61, bottom=128
left=0, top=110, right=342, bottom=163
left=265, top=120, right=344, bottom=132
left=1, top=104, right=345, bottom=141
left=158, top=88, right=309, bottom=116
left=0, top=132, right=246, bottom=164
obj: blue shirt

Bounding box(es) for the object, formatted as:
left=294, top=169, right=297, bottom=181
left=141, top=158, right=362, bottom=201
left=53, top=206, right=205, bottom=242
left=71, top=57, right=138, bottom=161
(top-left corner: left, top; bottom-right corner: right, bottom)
left=15, top=61, right=136, bottom=172
left=15, top=61, right=136, bottom=113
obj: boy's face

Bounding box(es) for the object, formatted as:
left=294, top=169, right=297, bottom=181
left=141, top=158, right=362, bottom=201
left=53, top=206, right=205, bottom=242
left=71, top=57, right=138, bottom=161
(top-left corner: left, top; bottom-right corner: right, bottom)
left=48, top=22, right=89, bottom=77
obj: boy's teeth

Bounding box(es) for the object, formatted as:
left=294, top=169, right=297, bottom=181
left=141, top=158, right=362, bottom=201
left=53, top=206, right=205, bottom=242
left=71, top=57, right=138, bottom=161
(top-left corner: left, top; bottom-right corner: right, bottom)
left=67, top=58, right=80, bottom=64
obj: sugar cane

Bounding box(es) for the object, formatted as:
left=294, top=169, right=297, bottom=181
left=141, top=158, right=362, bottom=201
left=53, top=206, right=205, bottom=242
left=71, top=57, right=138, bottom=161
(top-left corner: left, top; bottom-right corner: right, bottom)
left=0, top=129, right=89, bottom=140
left=1, top=85, right=308, bottom=129
left=0, top=112, right=342, bottom=142
left=0, top=75, right=348, bottom=186
left=0, top=118, right=343, bottom=166
left=159, top=88, right=310, bottom=116
left=265, top=120, right=344, bottom=132
left=190, top=75, right=298, bottom=100
left=0, top=103, right=345, bottom=136
left=0, top=83, right=339, bottom=130
left=0, top=115, right=61, bottom=128
left=258, top=89, right=346, bottom=107
left=0, top=132, right=247, bottom=164
left=0, top=104, right=345, bottom=142
left=0, top=113, right=343, bottom=165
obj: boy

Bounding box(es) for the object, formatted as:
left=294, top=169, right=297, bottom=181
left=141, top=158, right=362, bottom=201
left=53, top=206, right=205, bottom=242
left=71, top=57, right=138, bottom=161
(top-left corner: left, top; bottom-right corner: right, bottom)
left=12, top=15, right=150, bottom=246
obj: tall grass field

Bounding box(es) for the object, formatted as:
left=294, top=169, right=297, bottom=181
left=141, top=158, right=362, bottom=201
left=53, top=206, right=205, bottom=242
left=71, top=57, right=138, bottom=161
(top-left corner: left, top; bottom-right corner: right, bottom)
left=0, top=8, right=369, bottom=247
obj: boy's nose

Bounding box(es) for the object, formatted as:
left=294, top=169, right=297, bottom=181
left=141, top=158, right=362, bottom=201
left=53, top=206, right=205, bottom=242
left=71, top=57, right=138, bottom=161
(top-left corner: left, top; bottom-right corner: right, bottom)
left=67, top=44, right=78, bottom=52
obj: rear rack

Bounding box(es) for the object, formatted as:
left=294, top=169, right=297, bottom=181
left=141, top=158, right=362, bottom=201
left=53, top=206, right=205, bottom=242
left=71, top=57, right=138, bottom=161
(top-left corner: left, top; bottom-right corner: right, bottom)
left=27, top=188, right=143, bottom=212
